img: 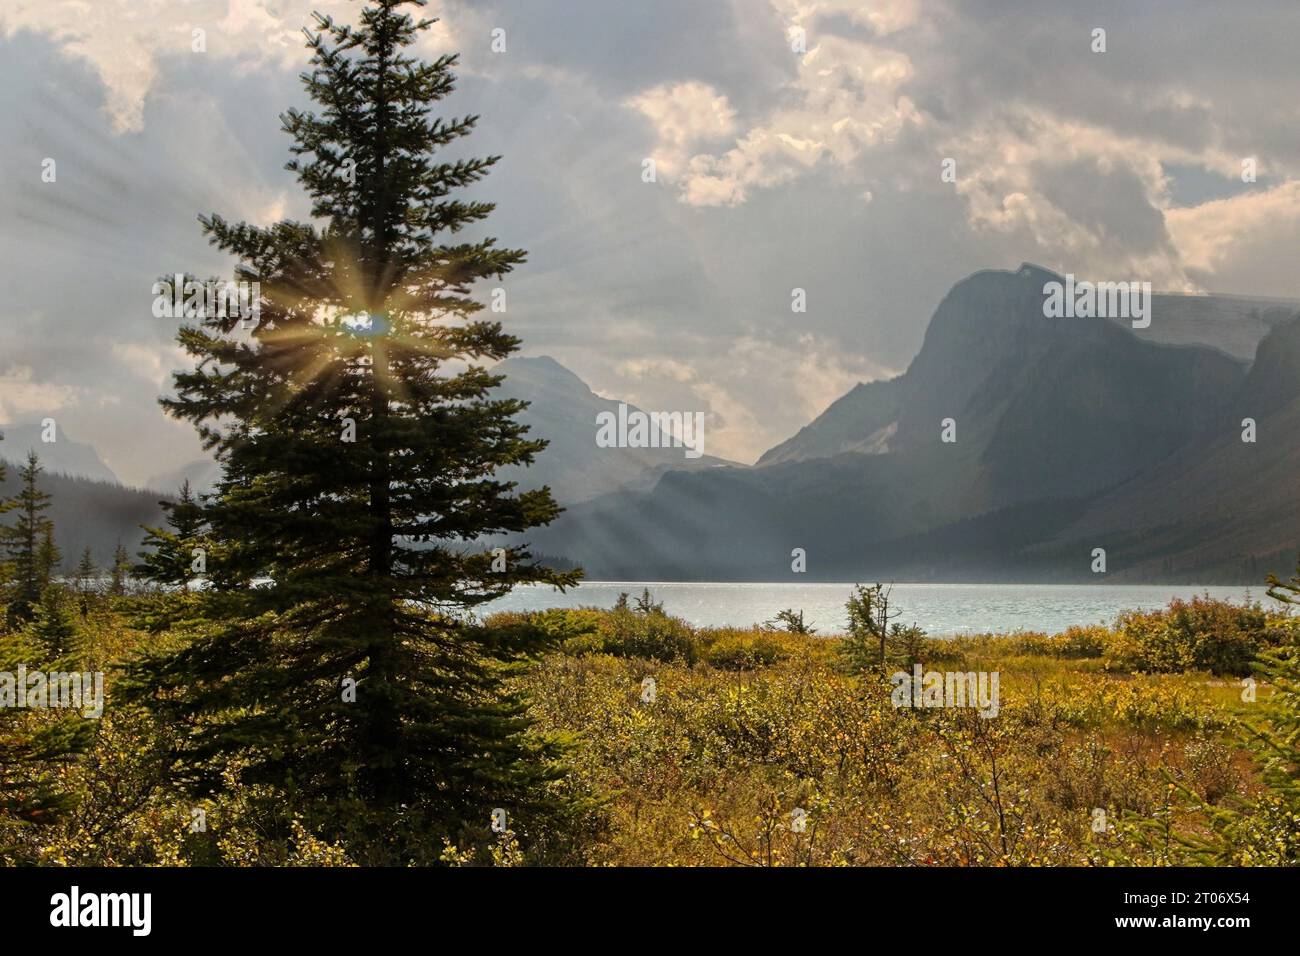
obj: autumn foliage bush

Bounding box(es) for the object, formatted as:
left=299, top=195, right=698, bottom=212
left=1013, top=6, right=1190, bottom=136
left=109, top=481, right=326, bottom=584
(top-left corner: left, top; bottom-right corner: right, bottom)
left=1105, top=596, right=1290, bottom=675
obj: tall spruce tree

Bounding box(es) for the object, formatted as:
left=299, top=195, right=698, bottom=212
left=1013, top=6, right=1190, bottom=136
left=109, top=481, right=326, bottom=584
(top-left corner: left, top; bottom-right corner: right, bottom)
left=137, top=480, right=207, bottom=588
left=127, top=0, right=579, bottom=863
left=3, top=452, right=54, bottom=626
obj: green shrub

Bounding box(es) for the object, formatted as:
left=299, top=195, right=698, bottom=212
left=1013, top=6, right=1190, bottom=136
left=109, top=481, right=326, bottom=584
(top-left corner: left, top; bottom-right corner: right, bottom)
left=763, top=609, right=815, bottom=634
left=1106, top=596, right=1285, bottom=676
left=1056, top=624, right=1109, bottom=658
left=1008, top=631, right=1054, bottom=656
left=484, top=608, right=608, bottom=656
left=700, top=629, right=786, bottom=670
left=595, top=607, right=697, bottom=664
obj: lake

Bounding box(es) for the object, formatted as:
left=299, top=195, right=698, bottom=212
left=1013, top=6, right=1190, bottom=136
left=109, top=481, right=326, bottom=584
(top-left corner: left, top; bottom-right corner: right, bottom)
left=485, top=581, right=1270, bottom=636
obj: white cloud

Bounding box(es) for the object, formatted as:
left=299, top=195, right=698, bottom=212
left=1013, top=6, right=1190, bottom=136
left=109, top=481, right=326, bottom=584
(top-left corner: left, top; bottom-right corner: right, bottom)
left=1166, top=180, right=1300, bottom=295
left=0, top=365, right=79, bottom=422
left=626, top=81, right=738, bottom=178
left=772, top=0, right=923, bottom=37
left=601, top=335, right=896, bottom=464
left=110, top=342, right=189, bottom=387
left=0, top=0, right=458, bottom=133
left=638, top=33, right=921, bottom=207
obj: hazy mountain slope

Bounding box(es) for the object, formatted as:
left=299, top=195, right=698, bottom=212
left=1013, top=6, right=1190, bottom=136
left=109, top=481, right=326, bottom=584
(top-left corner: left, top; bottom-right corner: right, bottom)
left=0, top=423, right=120, bottom=484
left=1031, top=315, right=1300, bottom=580
left=760, top=265, right=1245, bottom=486
left=882, top=264, right=1242, bottom=518
left=494, top=355, right=736, bottom=504
left=761, top=274, right=1289, bottom=469
left=968, top=331, right=1241, bottom=511
left=758, top=377, right=903, bottom=465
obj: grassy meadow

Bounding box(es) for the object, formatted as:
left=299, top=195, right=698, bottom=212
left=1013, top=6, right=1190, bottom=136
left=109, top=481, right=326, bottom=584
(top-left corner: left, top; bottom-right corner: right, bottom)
left=6, top=586, right=1297, bottom=867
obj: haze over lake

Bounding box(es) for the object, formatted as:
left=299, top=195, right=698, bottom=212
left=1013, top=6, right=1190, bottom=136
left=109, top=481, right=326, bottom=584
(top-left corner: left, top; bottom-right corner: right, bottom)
left=486, top=581, right=1267, bottom=636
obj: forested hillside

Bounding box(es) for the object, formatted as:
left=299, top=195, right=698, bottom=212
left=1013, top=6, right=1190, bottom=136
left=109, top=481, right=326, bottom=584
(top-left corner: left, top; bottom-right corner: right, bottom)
left=0, top=465, right=164, bottom=568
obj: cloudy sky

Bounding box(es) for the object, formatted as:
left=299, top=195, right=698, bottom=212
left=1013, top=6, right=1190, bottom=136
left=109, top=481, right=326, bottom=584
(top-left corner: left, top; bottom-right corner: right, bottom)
left=3, top=0, right=1300, bottom=485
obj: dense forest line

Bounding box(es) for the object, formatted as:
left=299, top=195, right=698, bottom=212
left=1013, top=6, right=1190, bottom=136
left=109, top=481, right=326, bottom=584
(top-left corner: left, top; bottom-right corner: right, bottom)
left=0, top=464, right=164, bottom=568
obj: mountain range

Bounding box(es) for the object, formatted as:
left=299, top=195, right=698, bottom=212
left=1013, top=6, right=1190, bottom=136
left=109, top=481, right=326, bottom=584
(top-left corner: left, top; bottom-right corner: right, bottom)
left=140, top=355, right=736, bottom=503
left=515, top=264, right=1300, bottom=583
left=6, top=265, right=1296, bottom=583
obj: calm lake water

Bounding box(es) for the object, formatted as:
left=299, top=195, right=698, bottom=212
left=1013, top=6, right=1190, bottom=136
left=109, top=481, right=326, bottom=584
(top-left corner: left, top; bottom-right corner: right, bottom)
left=485, top=581, right=1269, bottom=636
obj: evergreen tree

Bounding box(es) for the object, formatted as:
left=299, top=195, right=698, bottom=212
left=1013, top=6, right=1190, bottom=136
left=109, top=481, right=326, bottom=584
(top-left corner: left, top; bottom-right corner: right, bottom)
left=0, top=446, right=90, bottom=860
left=0, top=645, right=92, bottom=863
left=127, top=0, right=579, bottom=863
left=764, top=608, right=816, bottom=635
left=27, top=586, right=77, bottom=663
left=36, top=525, right=61, bottom=590
left=3, top=452, right=53, bottom=626
left=73, top=547, right=97, bottom=618
left=841, top=583, right=899, bottom=670
left=137, top=480, right=208, bottom=588
left=108, top=543, right=132, bottom=597
left=74, top=547, right=97, bottom=589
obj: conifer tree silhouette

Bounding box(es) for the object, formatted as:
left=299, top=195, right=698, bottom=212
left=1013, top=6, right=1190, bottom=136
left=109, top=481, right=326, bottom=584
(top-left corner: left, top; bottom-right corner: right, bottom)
left=126, top=0, right=579, bottom=862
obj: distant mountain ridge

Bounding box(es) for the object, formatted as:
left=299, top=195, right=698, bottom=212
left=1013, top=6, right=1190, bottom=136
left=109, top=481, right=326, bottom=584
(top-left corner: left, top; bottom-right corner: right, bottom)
left=0, top=422, right=119, bottom=484
left=516, top=264, right=1300, bottom=582
left=760, top=267, right=1291, bottom=466
left=494, top=354, right=737, bottom=504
